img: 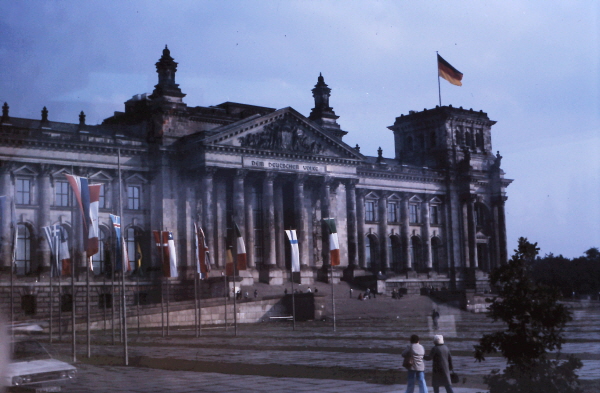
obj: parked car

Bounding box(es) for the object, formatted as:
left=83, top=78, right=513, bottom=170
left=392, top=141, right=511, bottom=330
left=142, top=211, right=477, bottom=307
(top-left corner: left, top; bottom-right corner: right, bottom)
left=3, top=340, right=76, bottom=392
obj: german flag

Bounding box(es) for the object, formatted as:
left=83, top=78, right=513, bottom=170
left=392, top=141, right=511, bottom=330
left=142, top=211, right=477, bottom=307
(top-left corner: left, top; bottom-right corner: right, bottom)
left=437, top=54, right=463, bottom=86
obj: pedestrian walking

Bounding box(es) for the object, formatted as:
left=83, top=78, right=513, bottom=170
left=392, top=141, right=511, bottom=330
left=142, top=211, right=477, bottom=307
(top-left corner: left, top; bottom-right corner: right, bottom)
left=425, top=335, right=454, bottom=393
left=402, top=334, right=428, bottom=393
left=254, top=289, right=258, bottom=298
left=431, top=309, right=440, bottom=330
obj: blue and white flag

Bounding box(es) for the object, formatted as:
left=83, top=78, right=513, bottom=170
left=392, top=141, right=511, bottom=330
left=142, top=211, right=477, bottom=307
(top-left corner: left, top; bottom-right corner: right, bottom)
left=285, top=229, right=300, bottom=273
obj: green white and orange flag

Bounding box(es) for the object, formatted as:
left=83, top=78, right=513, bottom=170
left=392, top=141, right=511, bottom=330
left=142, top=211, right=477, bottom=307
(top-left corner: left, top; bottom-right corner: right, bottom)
left=323, top=218, right=340, bottom=266
left=437, top=54, right=463, bottom=86
left=234, top=222, right=247, bottom=271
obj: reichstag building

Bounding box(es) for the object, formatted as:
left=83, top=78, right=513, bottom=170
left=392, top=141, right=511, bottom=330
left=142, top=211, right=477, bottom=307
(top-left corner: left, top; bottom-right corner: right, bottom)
left=0, top=47, right=511, bottom=317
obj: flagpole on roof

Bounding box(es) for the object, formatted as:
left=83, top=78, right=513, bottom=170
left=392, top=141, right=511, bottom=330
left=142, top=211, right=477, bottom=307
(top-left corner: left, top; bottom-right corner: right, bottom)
left=437, top=51, right=442, bottom=107
left=118, top=148, right=129, bottom=366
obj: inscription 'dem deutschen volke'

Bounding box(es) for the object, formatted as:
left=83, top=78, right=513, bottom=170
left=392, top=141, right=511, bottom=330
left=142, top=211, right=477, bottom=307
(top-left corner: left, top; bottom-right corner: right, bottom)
left=242, top=157, right=323, bottom=173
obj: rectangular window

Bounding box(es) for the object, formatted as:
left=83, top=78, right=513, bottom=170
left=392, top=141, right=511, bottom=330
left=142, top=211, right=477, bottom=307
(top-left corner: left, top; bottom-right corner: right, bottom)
left=365, top=200, right=376, bottom=222
left=430, top=205, right=440, bottom=225
left=387, top=202, right=398, bottom=223
left=16, top=179, right=31, bottom=205
left=409, top=204, right=420, bottom=223
left=127, top=185, right=140, bottom=210
left=98, top=184, right=106, bottom=209
left=55, top=181, right=71, bottom=207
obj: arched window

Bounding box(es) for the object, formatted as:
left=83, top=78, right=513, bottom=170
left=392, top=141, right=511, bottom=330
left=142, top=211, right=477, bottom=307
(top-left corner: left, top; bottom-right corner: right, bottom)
left=16, top=224, right=32, bottom=275
left=411, top=236, right=422, bottom=272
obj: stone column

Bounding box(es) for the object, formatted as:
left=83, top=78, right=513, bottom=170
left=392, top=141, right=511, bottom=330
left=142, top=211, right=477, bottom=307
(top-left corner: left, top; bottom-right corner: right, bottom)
left=462, top=201, right=471, bottom=269
left=422, top=199, right=432, bottom=269
left=244, top=180, right=255, bottom=268
left=495, top=196, right=508, bottom=265
left=274, top=180, right=285, bottom=269
left=401, top=195, right=412, bottom=270
left=294, top=175, right=309, bottom=267
left=202, top=168, right=216, bottom=267
left=38, top=165, right=52, bottom=274
left=233, top=170, right=246, bottom=233
left=356, top=188, right=366, bottom=269
left=345, top=180, right=358, bottom=268
left=378, top=191, right=389, bottom=271
left=0, top=162, right=13, bottom=270
left=263, top=172, right=276, bottom=267
left=467, top=196, right=478, bottom=269
left=215, top=179, right=227, bottom=270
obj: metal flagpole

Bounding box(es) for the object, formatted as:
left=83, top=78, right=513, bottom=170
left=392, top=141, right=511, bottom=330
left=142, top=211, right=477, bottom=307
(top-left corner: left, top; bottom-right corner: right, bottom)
left=160, top=223, right=165, bottom=337
left=437, top=51, right=442, bottom=107
left=58, top=249, right=62, bottom=342
left=118, top=148, right=128, bottom=365
left=223, top=272, right=227, bottom=331
left=233, top=261, right=237, bottom=337
left=86, top=255, right=91, bottom=358
left=70, top=167, right=76, bottom=363
left=166, top=236, right=170, bottom=337
left=49, top=244, right=54, bottom=343
left=10, top=199, right=16, bottom=344
left=136, top=266, right=140, bottom=335
left=194, top=228, right=199, bottom=338
left=291, top=271, right=296, bottom=331
left=102, top=269, right=106, bottom=335
left=111, top=236, right=116, bottom=344
left=331, top=266, right=336, bottom=332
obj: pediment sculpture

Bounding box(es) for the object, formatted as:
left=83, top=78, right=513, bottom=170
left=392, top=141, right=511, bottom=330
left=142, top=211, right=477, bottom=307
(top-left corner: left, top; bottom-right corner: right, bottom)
left=238, top=119, right=325, bottom=154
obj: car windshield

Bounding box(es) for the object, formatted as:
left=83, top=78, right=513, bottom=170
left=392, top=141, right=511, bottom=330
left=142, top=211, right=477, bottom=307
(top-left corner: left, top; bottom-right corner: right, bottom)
left=12, top=341, right=52, bottom=361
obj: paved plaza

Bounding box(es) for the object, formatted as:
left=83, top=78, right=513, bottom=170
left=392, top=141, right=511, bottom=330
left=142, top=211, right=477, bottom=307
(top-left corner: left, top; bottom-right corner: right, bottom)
left=35, top=284, right=600, bottom=392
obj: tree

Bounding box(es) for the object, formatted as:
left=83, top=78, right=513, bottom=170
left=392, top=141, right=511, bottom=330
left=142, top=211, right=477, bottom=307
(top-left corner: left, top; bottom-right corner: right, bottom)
left=474, top=237, right=582, bottom=393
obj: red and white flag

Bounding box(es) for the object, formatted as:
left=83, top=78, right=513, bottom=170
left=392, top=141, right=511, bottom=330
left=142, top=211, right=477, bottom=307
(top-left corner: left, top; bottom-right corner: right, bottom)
left=323, top=218, right=340, bottom=266
left=87, top=184, right=101, bottom=257
left=153, top=230, right=176, bottom=277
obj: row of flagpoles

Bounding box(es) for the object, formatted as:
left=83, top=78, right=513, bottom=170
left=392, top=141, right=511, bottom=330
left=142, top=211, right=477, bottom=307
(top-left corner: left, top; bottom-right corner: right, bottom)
left=3, top=163, right=344, bottom=362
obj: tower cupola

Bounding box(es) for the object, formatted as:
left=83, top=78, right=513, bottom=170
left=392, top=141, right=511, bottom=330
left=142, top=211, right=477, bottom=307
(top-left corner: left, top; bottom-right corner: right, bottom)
left=309, top=73, right=347, bottom=139
left=150, top=45, right=186, bottom=103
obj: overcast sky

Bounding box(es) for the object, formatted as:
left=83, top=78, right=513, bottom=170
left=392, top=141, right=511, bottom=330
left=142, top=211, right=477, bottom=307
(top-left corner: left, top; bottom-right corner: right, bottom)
left=1, top=1, right=598, bottom=258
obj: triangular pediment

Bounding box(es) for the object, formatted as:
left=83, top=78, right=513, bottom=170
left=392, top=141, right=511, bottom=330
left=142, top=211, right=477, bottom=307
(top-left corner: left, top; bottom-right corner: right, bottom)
left=202, top=107, right=363, bottom=160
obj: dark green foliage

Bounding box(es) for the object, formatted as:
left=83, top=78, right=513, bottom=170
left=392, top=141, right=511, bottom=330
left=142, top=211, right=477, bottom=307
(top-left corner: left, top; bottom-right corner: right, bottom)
left=530, top=247, right=600, bottom=298
left=474, top=237, right=583, bottom=393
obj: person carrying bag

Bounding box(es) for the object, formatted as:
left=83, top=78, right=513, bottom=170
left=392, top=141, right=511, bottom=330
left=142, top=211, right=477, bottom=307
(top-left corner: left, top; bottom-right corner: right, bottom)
left=401, top=334, right=428, bottom=393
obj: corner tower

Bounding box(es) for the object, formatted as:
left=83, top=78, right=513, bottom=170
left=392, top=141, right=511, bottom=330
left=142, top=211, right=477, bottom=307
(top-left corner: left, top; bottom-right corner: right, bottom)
left=309, top=73, right=347, bottom=139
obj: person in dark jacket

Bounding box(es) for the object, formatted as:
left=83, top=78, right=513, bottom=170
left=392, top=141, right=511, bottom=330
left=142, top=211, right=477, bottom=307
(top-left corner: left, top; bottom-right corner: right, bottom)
left=424, top=335, right=454, bottom=393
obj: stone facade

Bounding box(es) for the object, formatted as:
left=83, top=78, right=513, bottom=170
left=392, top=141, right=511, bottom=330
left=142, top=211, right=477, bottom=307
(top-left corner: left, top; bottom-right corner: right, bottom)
left=0, top=47, right=511, bottom=319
